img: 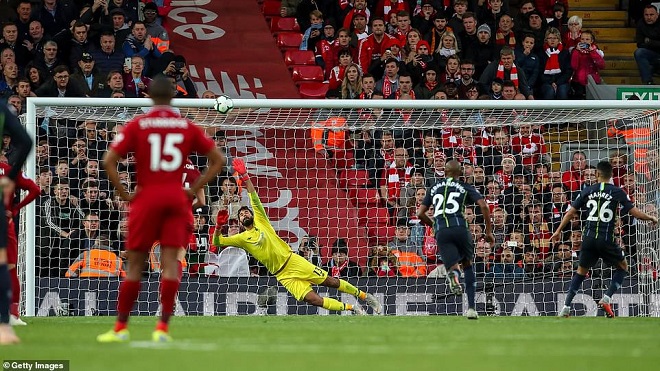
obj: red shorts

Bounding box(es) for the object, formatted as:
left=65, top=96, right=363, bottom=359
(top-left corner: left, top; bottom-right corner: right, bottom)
left=127, top=187, right=192, bottom=252
left=7, top=218, right=17, bottom=265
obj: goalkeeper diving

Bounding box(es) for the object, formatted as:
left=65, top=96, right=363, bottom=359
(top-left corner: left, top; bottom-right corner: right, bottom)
left=213, top=159, right=382, bottom=314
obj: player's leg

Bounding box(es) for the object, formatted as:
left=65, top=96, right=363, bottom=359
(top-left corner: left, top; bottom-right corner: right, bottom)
left=6, top=220, right=23, bottom=326
left=320, top=276, right=382, bottom=314
left=97, top=249, right=148, bottom=342
left=176, top=246, right=186, bottom=281
left=0, top=200, right=19, bottom=345
left=461, top=259, right=478, bottom=320
left=599, top=245, right=629, bottom=318
left=436, top=230, right=463, bottom=296
left=154, top=245, right=179, bottom=341
left=559, top=238, right=598, bottom=317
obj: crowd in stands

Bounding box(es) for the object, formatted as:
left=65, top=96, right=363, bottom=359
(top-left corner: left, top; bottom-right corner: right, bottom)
left=287, top=0, right=606, bottom=100
left=2, top=1, right=658, bottom=280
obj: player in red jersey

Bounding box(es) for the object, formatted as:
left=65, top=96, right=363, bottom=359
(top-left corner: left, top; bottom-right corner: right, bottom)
left=177, top=158, right=203, bottom=276
left=0, top=158, right=40, bottom=327
left=98, top=76, right=225, bottom=343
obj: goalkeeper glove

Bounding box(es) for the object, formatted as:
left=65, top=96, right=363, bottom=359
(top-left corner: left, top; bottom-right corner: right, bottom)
left=233, top=158, right=249, bottom=182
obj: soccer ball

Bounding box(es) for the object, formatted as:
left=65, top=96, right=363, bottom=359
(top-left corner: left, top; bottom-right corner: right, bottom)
left=214, top=95, right=234, bottom=114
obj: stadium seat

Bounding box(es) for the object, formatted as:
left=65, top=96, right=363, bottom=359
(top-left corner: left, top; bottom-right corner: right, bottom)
left=276, top=32, right=303, bottom=51
left=291, top=65, right=324, bottom=84
left=359, top=207, right=389, bottom=227
left=337, top=169, right=370, bottom=189
left=261, top=0, right=281, bottom=17
left=298, top=82, right=329, bottom=99
left=331, top=149, right=355, bottom=169
left=283, top=50, right=316, bottom=69
left=270, top=17, right=300, bottom=34
left=348, top=187, right=380, bottom=208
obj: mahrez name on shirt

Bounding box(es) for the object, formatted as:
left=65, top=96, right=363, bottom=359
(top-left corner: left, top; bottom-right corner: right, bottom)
left=587, top=191, right=613, bottom=201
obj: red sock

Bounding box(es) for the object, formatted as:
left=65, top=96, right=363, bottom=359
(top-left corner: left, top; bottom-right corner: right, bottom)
left=158, top=278, right=180, bottom=332
left=10, top=268, right=20, bottom=315
left=114, top=280, right=141, bottom=332
left=177, top=260, right=183, bottom=282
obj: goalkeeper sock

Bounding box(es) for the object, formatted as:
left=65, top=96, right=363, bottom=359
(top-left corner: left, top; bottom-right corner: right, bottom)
left=10, top=267, right=19, bottom=315
left=115, top=280, right=141, bottom=331
left=606, top=269, right=627, bottom=298
left=337, top=279, right=363, bottom=299
left=564, top=272, right=586, bottom=307
left=0, top=265, right=10, bottom=324
left=158, top=278, right=180, bottom=331
left=464, top=265, right=476, bottom=309
left=322, top=297, right=349, bottom=311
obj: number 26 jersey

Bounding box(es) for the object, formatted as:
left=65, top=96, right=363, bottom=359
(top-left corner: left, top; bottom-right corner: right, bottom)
left=571, top=182, right=634, bottom=242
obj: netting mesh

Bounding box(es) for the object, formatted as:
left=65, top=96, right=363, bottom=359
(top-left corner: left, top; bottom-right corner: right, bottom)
left=17, top=100, right=660, bottom=317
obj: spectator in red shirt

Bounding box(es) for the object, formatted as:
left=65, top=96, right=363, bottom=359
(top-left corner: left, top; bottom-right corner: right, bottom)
left=511, top=123, right=547, bottom=171
left=380, top=146, right=414, bottom=216
left=561, top=150, right=587, bottom=192
left=328, top=48, right=354, bottom=91
left=358, top=17, right=395, bottom=74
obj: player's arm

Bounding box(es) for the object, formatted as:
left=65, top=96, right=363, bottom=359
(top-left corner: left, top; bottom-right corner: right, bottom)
left=192, top=187, right=206, bottom=209
left=476, top=199, right=495, bottom=244
left=13, top=173, right=40, bottom=215
left=233, top=158, right=255, bottom=194
left=103, top=148, right=132, bottom=201
left=188, top=146, right=225, bottom=200
left=628, top=207, right=659, bottom=224
left=550, top=207, right=579, bottom=242
left=233, top=158, right=271, bottom=225
left=212, top=229, right=245, bottom=249
left=1, top=105, right=32, bottom=179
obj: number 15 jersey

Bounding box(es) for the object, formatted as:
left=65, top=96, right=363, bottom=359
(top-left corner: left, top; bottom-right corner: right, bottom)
left=571, top=182, right=634, bottom=243
left=110, top=106, right=215, bottom=190
left=422, top=177, right=484, bottom=232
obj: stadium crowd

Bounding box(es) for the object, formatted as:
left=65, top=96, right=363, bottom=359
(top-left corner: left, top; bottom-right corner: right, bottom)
left=1, top=1, right=658, bottom=281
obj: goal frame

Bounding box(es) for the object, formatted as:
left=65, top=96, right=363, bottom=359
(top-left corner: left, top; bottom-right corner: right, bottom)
left=23, top=97, right=660, bottom=316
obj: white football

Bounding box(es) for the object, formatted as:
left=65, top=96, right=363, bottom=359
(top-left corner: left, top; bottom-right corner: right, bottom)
left=214, top=95, right=234, bottom=114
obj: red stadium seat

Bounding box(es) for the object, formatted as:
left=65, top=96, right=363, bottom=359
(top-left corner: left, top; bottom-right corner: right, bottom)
left=359, top=207, right=389, bottom=227
left=337, top=169, right=370, bottom=189
left=291, top=65, right=324, bottom=84
left=271, top=17, right=300, bottom=34
left=283, top=50, right=316, bottom=68
left=348, top=188, right=380, bottom=208
left=261, top=0, right=282, bottom=17
left=331, top=149, right=355, bottom=169
left=276, top=32, right=304, bottom=51
left=298, top=82, right=328, bottom=99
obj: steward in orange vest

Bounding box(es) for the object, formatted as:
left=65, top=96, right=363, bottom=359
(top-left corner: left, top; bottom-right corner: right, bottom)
left=66, top=243, right=125, bottom=278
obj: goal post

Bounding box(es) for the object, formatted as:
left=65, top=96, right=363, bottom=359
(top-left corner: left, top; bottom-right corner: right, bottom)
left=21, top=97, right=660, bottom=317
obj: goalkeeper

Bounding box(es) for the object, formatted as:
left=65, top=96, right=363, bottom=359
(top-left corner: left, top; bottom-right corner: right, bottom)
left=214, top=159, right=381, bottom=315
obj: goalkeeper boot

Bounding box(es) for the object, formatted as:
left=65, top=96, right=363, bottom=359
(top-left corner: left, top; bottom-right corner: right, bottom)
left=0, top=324, right=20, bottom=345
left=96, top=329, right=130, bottom=343
left=558, top=305, right=571, bottom=318
left=352, top=304, right=368, bottom=316
left=446, top=271, right=463, bottom=296
left=152, top=330, right=173, bottom=343
left=364, top=293, right=382, bottom=314
left=466, top=308, right=479, bottom=320
left=598, top=296, right=615, bottom=318
left=9, top=314, right=27, bottom=326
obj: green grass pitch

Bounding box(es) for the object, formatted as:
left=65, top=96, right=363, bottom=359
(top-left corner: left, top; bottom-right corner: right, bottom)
left=3, top=316, right=659, bottom=371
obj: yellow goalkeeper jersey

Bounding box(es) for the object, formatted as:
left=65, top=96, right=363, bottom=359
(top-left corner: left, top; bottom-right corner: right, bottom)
left=213, top=191, right=292, bottom=274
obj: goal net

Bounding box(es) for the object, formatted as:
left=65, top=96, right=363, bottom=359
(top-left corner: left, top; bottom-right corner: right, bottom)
left=19, top=98, right=660, bottom=317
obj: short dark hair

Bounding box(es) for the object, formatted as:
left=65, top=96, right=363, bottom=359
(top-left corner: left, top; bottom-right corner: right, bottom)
left=52, top=177, right=69, bottom=186
left=237, top=205, right=252, bottom=216
left=596, top=161, right=613, bottom=179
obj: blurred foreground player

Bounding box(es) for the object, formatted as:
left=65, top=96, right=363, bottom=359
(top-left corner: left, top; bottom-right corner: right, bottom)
left=213, top=159, right=382, bottom=315
left=0, top=157, right=39, bottom=326
left=553, top=161, right=657, bottom=318
left=98, top=76, right=225, bottom=343
left=0, top=104, right=33, bottom=345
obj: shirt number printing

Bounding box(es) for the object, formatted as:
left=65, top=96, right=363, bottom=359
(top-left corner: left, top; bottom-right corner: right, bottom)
left=585, top=200, right=614, bottom=223
left=433, top=191, right=461, bottom=217
left=148, top=133, right=183, bottom=172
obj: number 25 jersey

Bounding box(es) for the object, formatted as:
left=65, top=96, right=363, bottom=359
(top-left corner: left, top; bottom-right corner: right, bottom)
left=422, top=177, right=484, bottom=231
left=110, top=106, right=215, bottom=189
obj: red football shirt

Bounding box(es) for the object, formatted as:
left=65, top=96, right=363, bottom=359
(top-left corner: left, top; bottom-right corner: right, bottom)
left=110, top=106, right=214, bottom=189
left=182, top=159, right=201, bottom=190
left=0, top=162, right=40, bottom=214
